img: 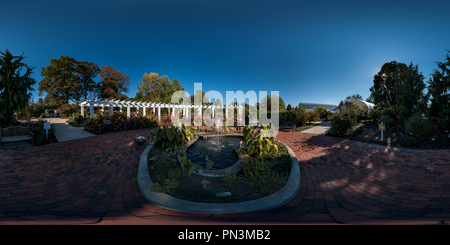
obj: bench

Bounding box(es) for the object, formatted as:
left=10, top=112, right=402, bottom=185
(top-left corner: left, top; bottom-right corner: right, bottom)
left=0, top=125, right=34, bottom=147
left=281, top=122, right=296, bottom=132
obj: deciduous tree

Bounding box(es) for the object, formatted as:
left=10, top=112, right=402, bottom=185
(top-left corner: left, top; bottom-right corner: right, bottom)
left=39, top=55, right=81, bottom=105
left=97, top=65, right=130, bottom=100
left=137, top=72, right=184, bottom=103
left=77, top=60, right=100, bottom=103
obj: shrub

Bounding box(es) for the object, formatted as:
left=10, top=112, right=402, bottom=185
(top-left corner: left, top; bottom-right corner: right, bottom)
left=404, top=112, right=432, bottom=138
left=397, top=135, right=418, bottom=147
left=381, top=107, right=395, bottom=117
left=272, top=153, right=292, bottom=176
left=330, top=109, right=357, bottom=136
left=368, top=107, right=382, bottom=120
left=306, top=111, right=320, bottom=123
left=30, top=103, right=46, bottom=117
left=238, top=124, right=278, bottom=157
left=313, top=106, right=328, bottom=120
left=377, top=115, right=395, bottom=127
left=150, top=124, right=193, bottom=152
left=241, top=157, right=280, bottom=193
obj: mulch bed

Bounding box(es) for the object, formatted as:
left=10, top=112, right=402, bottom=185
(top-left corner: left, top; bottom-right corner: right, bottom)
left=328, top=121, right=450, bottom=150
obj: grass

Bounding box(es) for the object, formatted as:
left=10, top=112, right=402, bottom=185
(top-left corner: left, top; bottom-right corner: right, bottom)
left=296, top=124, right=315, bottom=131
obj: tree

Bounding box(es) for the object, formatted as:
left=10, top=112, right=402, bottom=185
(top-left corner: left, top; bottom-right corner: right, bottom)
left=369, top=61, right=408, bottom=108
left=428, top=50, right=450, bottom=129
left=97, top=65, right=130, bottom=100
left=39, top=55, right=81, bottom=105
left=286, top=104, right=293, bottom=111
left=345, top=94, right=363, bottom=100
left=137, top=72, right=184, bottom=103
left=395, top=62, right=428, bottom=121
left=191, top=89, right=210, bottom=105
left=366, top=94, right=375, bottom=104
left=0, top=49, right=36, bottom=127
left=259, top=94, right=286, bottom=113
left=77, top=60, right=100, bottom=103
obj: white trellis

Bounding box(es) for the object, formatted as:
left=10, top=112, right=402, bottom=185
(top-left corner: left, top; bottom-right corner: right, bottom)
left=79, top=99, right=243, bottom=125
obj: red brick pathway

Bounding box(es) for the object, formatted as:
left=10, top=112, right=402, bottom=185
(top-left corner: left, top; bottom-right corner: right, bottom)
left=1, top=129, right=450, bottom=224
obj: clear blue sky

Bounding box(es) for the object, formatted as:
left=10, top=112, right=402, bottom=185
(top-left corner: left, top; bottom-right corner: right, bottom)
left=2, top=0, right=450, bottom=107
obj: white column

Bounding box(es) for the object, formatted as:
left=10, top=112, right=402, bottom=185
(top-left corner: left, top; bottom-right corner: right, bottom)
left=90, top=104, right=94, bottom=119
left=127, top=106, right=130, bottom=119
left=143, top=106, right=146, bottom=116
left=110, top=105, right=113, bottom=117
left=158, top=106, right=161, bottom=122
left=81, top=105, right=84, bottom=117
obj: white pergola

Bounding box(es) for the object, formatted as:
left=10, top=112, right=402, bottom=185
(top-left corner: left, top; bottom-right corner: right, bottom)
left=79, top=99, right=244, bottom=125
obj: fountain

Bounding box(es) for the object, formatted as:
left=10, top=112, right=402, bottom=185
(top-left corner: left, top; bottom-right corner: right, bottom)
left=184, top=118, right=245, bottom=176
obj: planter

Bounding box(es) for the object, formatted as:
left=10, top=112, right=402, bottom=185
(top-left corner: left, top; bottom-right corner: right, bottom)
left=135, top=136, right=147, bottom=145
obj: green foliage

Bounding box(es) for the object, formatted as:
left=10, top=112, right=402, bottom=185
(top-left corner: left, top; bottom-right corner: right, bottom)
left=28, top=103, right=46, bottom=117
left=272, top=153, right=292, bottom=176
left=137, top=72, right=184, bottom=103
left=314, top=106, right=328, bottom=120
left=201, top=180, right=210, bottom=190
left=56, top=103, right=79, bottom=117
left=150, top=125, right=193, bottom=152
left=148, top=151, right=181, bottom=194
left=306, top=111, right=320, bottom=123
left=83, top=114, right=157, bottom=134
left=369, top=61, right=409, bottom=108
left=39, top=55, right=80, bottom=105
left=30, top=118, right=56, bottom=146
left=397, top=135, right=418, bottom=147
left=75, top=114, right=84, bottom=124
left=428, top=50, right=450, bottom=129
left=377, top=115, right=395, bottom=127
left=241, top=157, right=280, bottom=193
left=238, top=124, right=278, bottom=157
left=381, top=107, right=396, bottom=118
left=368, top=107, right=382, bottom=120
left=404, top=112, right=432, bottom=138
left=0, top=49, right=36, bottom=127
left=330, top=104, right=361, bottom=136
left=97, top=65, right=131, bottom=100
left=221, top=172, right=241, bottom=189
left=395, top=62, right=428, bottom=122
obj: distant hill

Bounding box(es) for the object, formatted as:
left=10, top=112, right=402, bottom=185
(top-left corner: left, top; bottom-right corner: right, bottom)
left=297, top=103, right=338, bottom=112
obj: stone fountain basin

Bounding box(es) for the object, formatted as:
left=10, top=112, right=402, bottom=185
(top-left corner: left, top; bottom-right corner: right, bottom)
left=178, top=133, right=248, bottom=177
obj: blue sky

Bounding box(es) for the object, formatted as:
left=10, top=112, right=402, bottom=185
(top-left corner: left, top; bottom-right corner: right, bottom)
left=2, top=0, right=450, bottom=107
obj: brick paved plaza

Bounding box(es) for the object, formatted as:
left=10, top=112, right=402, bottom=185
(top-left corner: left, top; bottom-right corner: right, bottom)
left=1, top=128, right=450, bottom=225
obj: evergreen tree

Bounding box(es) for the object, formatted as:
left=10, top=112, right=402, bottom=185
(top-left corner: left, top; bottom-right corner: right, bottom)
left=428, top=50, right=450, bottom=129
left=395, top=62, right=428, bottom=122
left=369, top=61, right=408, bottom=108
left=345, top=94, right=363, bottom=100
left=0, top=49, right=36, bottom=127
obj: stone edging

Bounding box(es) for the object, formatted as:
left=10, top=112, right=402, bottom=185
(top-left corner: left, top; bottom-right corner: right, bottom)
left=137, top=140, right=301, bottom=214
